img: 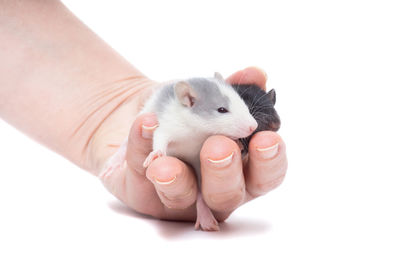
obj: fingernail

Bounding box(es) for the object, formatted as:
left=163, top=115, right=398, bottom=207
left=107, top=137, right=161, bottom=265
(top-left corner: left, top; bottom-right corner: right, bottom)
left=142, top=123, right=158, bottom=139
left=154, top=176, right=176, bottom=185
left=256, top=143, right=279, bottom=159
left=207, top=152, right=234, bottom=168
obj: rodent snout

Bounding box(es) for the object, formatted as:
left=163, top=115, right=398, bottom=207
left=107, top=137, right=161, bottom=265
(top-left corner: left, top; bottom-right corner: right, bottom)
left=231, top=118, right=258, bottom=139
left=242, top=120, right=258, bottom=137
left=250, top=118, right=258, bottom=132
left=268, top=121, right=280, bottom=132
left=248, top=125, right=257, bottom=135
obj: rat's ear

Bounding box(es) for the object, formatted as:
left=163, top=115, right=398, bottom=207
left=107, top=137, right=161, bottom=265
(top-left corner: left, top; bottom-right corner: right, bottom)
left=266, top=89, right=276, bottom=106
left=174, top=81, right=197, bottom=107
left=214, top=72, right=224, bottom=81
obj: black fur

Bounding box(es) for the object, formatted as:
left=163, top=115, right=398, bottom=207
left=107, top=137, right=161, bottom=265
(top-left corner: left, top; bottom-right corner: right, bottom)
left=231, top=84, right=281, bottom=155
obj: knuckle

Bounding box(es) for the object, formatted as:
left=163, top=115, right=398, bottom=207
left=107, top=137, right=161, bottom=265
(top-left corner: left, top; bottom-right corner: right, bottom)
left=131, top=203, right=164, bottom=219
left=248, top=157, right=288, bottom=197
left=159, top=188, right=196, bottom=210
left=206, top=187, right=245, bottom=212
left=253, top=175, right=285, bottom=196
left=146, top=209, right=164, bottom=219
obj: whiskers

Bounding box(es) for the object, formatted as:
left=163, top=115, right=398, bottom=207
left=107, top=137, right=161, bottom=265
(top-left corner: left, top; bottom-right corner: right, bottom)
left=231, top=83, right=280, bottom=155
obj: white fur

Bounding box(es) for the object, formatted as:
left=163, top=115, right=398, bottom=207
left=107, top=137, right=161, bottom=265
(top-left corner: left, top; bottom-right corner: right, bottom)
left=143, top=79, right=257, bottom=162
left=204, top=78, right=258, bottom=139
left=112, top=77, right=257, bottom=166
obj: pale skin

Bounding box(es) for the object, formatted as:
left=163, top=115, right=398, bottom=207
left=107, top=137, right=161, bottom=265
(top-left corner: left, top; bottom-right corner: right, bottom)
left=0, top=1, right=288, bottom=223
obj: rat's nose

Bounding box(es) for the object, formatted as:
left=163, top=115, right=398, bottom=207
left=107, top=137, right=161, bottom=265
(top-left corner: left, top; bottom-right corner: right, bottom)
left=248, top=121, right=258, bottom=134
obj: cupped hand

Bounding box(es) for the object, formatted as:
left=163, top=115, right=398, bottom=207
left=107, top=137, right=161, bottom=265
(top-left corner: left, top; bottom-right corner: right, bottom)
left=98, top=67, right=288, bottom=222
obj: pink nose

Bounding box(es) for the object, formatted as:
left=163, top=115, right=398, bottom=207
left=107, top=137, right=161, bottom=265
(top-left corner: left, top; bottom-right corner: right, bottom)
left=249, top=125, right=257, bottom=134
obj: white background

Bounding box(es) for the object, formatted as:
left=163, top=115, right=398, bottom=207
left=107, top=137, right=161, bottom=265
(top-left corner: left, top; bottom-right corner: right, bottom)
left=1, top=0, right=399, bottom=266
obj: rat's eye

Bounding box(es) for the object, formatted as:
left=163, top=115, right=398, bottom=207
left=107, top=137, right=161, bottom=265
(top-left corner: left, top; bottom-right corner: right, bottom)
left=217, top=107, right=229, bottom=113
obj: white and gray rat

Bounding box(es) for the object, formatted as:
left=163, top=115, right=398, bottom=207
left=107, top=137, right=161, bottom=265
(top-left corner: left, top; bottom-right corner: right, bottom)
left=101, top=73, right=258, bottom=231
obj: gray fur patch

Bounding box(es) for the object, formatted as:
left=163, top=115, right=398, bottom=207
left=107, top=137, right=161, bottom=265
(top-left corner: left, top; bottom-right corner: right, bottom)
left=154, top=83, right=175, bottom=113
left=187, top=78, right=230, bottom=117
left=154, top=78, right=231, bottom=117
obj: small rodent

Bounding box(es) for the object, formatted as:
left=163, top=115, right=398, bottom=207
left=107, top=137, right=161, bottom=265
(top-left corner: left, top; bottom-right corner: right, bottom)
left=100, top=73, right=276, bottom=231
left=231, top=84, right=280, bottom=155
left=140, top=73, right=257, bottom=231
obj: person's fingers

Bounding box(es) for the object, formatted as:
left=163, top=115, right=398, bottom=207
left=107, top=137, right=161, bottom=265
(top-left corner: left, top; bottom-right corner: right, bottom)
left=244, top=131, right=287, bottom=199
left=226, top=66, right=268, bottom=90
left=101, top=112, right=165, bottom=217
left=200, top=136, right=245, bottom=215
left=126, top=112, right=158, bottom=177
left=145, top=156, right=198, bottom=210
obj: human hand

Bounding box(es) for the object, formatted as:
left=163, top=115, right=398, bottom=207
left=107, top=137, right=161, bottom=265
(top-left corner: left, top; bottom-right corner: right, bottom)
left=96, top=67, right=288, bottom=222
left=0, top=2, right=287, bottom=225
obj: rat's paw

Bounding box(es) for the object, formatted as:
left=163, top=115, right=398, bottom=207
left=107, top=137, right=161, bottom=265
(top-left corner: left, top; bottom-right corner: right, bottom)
left=100, top=156, right=126, bottom=180
left=143, top=150, right=165, bottom=168
left=194, top=209, right=220, bottom=231
left=100, top=163, right=121, bottom=180
left=195, top=197, right=220, bottom=231
left=99, top=141, right=128, bottom=180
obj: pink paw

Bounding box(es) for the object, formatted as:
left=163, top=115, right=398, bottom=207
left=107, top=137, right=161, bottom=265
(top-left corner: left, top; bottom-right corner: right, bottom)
left=195, top=213, right=220, bottom=231
left=143, top=150, right=165, bottom=168
left=100, top=163, right=122, bottom=180
left=99, top=140, right=128, bottom=180
left=195, top=194, right=220, bottom=231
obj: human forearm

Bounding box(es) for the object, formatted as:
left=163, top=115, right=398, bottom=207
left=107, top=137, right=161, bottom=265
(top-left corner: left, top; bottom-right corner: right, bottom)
left=0, top=0, right=152, bottom=171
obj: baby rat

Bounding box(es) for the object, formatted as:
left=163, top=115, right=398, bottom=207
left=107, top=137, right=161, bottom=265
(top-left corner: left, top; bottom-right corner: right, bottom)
left=101, top=73, right=257, bottom=231
left=231, top=84, right=281, bottom=155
